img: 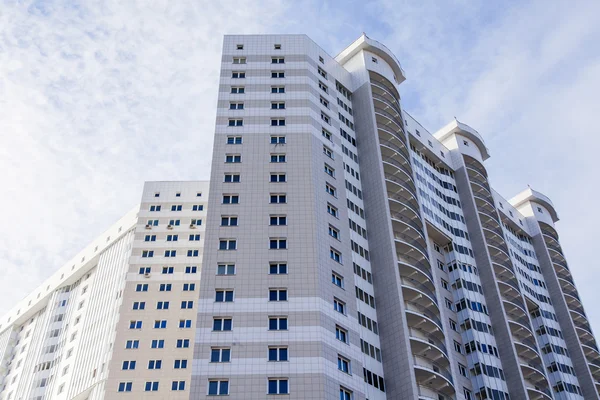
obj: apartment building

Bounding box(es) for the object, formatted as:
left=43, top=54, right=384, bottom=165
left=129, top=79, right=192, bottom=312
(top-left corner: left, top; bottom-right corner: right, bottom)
left=0, top=181, right=208, bottom=400
left=1, top=33, right=598, bottom=400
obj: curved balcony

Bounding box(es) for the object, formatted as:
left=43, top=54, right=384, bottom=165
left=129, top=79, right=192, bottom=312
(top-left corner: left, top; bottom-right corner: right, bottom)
left=379, top=138, right=410, bottom=163
left=492, top=260, right=516, bottom=277
left=498, top=278, right=521, bottom=298
left=466, top=163, right=488, bottom=180
left=508, top=318, right=536, bottom=344
left=373, top=95, right=403, bottom=121
left=409, top=327, right=449, bottom=360
left=469, top=174, right=493, bottom=194
left=417, top=385, right=453, bottom=400
left=400, top=276, right=437, bottom=307
left=581, top=337, right=600, bottom=353
left=560, top=282, right=580, bottom=300
left=405, top=301, right=444, bottom=333
left=390, top=212, right=426, bottom=242
left=394, top=231, right=429, bottom=262
left=471, top=183, right=495, bottom=206
left=382, top=156, right=416, bottom=189
left=398, top=254, right=434, bottom=282
left=375, top=110, right=405, bottom=135
left=545, top=240, right=563, bottom=256
left=555, top=268, right=574, bottom=284
left=482, top=225, right=505, bottom=242
left=539, top=224, right=559, bottom=242
left=413, top=355, right=455, bottom=396
left=384, top=173, right=420, bottom=210
left=388, top=196, right=422, bottom=227
left=551, top=258, right=569, bottom=273
left=488, top=244, right=512, bottom=265
left=570, top=308, right=589, bottom=326
left=564, top=292, right=583, bottom=310
left=515, top=340, right=542, bottom=363
left=377, top=125, right=406, bottom=147
left=370, top=80, right=402, bottom=108
left=525, top=386, right=553, bottom=400
left=503, top=295, right=529, bottom=317
left=576, top=322, right=595, bottom=338
left=464, top=158, right=488, bottom=178
left=484, top=231, right=508, bottom=252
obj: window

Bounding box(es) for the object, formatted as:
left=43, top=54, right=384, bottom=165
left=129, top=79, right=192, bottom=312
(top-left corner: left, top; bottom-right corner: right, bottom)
left=270, top=173, right=286, bottom=183
left=147, top=219, right=159, bottom=226
left=231, top=71, right=245, bottom=78
left=148, top=359, right=162, bottom=370
left=219, top=239, right=237, bottom=250
left=464, top=388, right=473, bottom=400
left=331, top=272, right=344, bottom=288
left=166, top=234, right=178, bottom=242
left=326, top=183, right=336, bottom=196
left=118, top=382, right=132, bottom=392
left=330, top=248, right=342, bottom=263
left=271, top=86, right=285, bottom=93
left=189, top=234, right=201, bottom=241
left=319, top=81, right=328, bottom=93
left=271, top=57, right=285, bottom=64
left=270, top=215, right=287, bottom=225
left=333, top=298, right=346, bottom=314
left=271, top=118, right=286, bottom=126
left=138, top=267, right=151, bottom=275
left=227, top=136, right=242, bottom=144
left=323, top=145, right=333, bottom=158
left=156, top=301, right=169, bottom=310
left=458, top=363, right=468, bottom=377
left=222, top=194, right=239, bottom=204
left=171, top=204, right=182, bottom=211
left=324, top=164, right=335, bottom=177
left=269, top=238, right=287, bottom=249
left=320, top=96, right=329, bottom=108
left=371, top=56, right=378, bottom=63
left=154, top=320, right=167, bottom=329
left=174, top=359, right=188, bottom=369
left=322, top=128, right=332, bottom=141
left=211, top=348, right=231, bottom=363
left=141, top=250, right=154, bottom=258
left=327, top=203, right=338, bottom=217
left=172, top=381, right=185, bottom=391
left=338, top=355, right=350, bottom=374
left=274, top=44, right=281, bottom=50
left=176, top=339, right=190, bottom=348
left=269, top=317, right=288, bottom=331
left=132, top=301, right=145, bottom=310
left=208, top=380, right=229, bottom=396
left=463, top=140, right=469, bottom=146
left=151, top=339, right=165, bottom=348
left=441, top=279, right=449, bottom=290
left=269, top=262, right=287, bottom=274
left=181, top=301, right=194, bottom=309
left=270, top=153, right=286, bottom=163
left=122, top=360, right=136, bottom=370
left=445, top=298, right=453, bottom=310
left=179, top=319, right=192, bottom=328
left=149, top=205, right=161, bottom=212
left=217, top=264, right=236, bottom=275
left=229, top=102, right=244, bottom=110
left=319, top=56, right=324, bottom=63
left=236, top=44, right=243, bottom=50
left=329, top=226, right=340, bottom=240
left=321, top=112, right=330, bottom=124
left=269, top=347, right=288, bottom=361
left=187, top=249, right=200, bottom=257
left=225, top=154, right=241, bottom=163
left=228, top=119, right=243, bottom=127
left=162, top=266, right=174, bottom=274
left=125, top=340, right=139, bottom=349
left=230, top=86, right=244, bottom=94
left=221, top=216, right=238, bottom=226
left=185, top=266, right=197, bottom=274
left=224, top=173, right=240, bottom=183
left=340, top=388, right=352, bottom=400
left=271, top=101, right=285, bottom=109
left=158, top=283, right=172, bottom=291
left=164, top=250, right=176, bottom=257
left=318, top=67, right=327, bottom=78
left=213, top=318, right=232, bottom=331
left=232, top=57, right=246, bottom=64
left=215, top=290, right=234, bottom=302
left=454, top=341, right=462, bottom=353
left=271, top=71, right=285, bottom=78
left=268, top=378, right=289, bottom=394
left=135, top=284, right=148, bottom=292
left=168, top=219, right=180, bottom=226
left=271, top=135, right=286, bottom=144
left=269, top=289, right=288, bottom=301
left=270, top=193, right=287, bottom=203
left=144, top=381, right=159, bottom=392
left=336, top=326, right=348, bottom=343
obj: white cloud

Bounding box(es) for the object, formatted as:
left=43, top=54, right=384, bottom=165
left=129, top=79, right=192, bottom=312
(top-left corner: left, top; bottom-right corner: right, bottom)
left=1, top=0, right=599, bottom=343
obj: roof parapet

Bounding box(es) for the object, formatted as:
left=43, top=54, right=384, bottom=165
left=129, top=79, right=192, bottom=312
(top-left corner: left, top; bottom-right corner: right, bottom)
left=509, top=187, right=559, bottom=223
left=434, top=118, right=490, bottom=161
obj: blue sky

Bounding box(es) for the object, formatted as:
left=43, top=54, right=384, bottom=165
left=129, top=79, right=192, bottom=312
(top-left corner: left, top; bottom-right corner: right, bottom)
left=1, top=0, right=599, bottom=334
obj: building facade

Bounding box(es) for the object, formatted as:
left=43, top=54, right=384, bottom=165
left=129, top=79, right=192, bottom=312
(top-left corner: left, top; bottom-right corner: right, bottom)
left=0, top=181, right=208, bottom=400
left=0, top=34, right=599, bottom=400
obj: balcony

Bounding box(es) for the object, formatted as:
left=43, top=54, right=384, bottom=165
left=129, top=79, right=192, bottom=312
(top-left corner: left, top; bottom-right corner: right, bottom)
left=394, top=231, right=429, bottom=262
left=385, top=175, right=420, bottom=211
left=409, top=327, right=449, bottom=359
left=390, top=212, right=426, bottom=242
left=464, top=158, right=488, bottom=178
left=400, top=276, right=438, bottom=307
left=375, top=110, right=405, bottom=135
left=398, top=256, right=433, bottom=282
left=377, top=125, right=406, bottom=147
left=405, top=301, right=444, bottom=333
left=417, top=385, right=453, bottom=400
left=379, top=138, right=410, bottom=163
left=373, top=95, right=403, bottom=121
left=525, top=386, right=553, bottom=400
left=514, top=340, right=542, bottom=364
left=413, top=355, right=455, bottom=396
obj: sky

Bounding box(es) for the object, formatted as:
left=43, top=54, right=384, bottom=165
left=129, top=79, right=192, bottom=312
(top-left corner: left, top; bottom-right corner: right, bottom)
left=1, top=0, right=599, bottom=335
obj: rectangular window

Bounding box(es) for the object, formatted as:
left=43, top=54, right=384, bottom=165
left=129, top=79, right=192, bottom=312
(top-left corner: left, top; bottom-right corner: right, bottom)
left=179, top=319, right=192, bottom=328
left=318, top=67, right=327, bottom=78
left=144, top=381, right=159, bottom=392
left=171, top=204, right=182, bottom=211
left=166, top=234, right=178, bottom=242
left=270, top=193, right=287, bottom=204
left=230, top=86, right=245, bottom=94
left=164, top=250, right=176, bottom=257
left=269, top=262, right=288, bottom=275
left=271, top=118, right=286, bottom=126
left=189, top=234, right=201, bottom=241
left=138, top=267, right=151, bottom=275
left=340, top=388, right=352, bottom=400
left=213, top=318, right=232, bottom=331
left=271, top=71, right=285, bottom=78
left=222, top=194, right=239, bottom=204
left=270, top=173, right=286, bottom=183
left=336, top=326, right=348, bottom=343
left=320, top=96, right=329, bottom=108
left=331, top=272, right=344, bottom=288
left=227, top=136, right=242, bottom=144
left=224, top=173, right=240, bottom=183
left=334, top=298, right=346, bottom=314
left=323, top=146, right=333, bottom=158
left=147, top=359, right=162, bottom=370
left=154, top=320, right=167, bottom=329
left=329, top=226, right=340, bottom=240
left=144, top=234, right=156, bottom=242
left=141, top=250, right=154, bottom=258
left=219, top=239, right=237, bottom=250
left=151, top=339, right=165, bottom=348
left=268, top=317, right=288, bottom=331
left=118, top=382, right=132, bottom=392
left=229, top=102, right=244, bottom=110
left=135, top=284, right=148, bottom=292
left=171, top=381, right=185, bottom=391
left=232, top=57, right=246, bottom=64
left=271, top=86, right=285, bottom=94
left=156, top=301, right=169, bottom=310
left=458, top=363, right=468, bottom=377
left=269, top=288, right=288, bottom=301
left=268, top=347, right=288, bottom=361
left=271, top=57, right=285, bottom=64
left=149, top=205, right=161, bottom=212
left=187, top=249, right=200, bottom=257
left=185, top=266, right=197, bottom=274
left=181, top=301, right=194, bottom=309
left=321, top=112, right=330, bottom=124
left=324, top=164, right=335, bottom=177
left=327, top=203, right=338, bottom=217
left=122, top=360, right=136, bottom=370
left=326, top=183, right=336, bottom=196
left=228, top=119, right=243, bottom=127
left=225, top=154, right=241, bottom=163
left=159, top=283, right=172, bottom=291
left=338, top=355, right=351, bottom=374
left=271, top=135, right=286, bottom=144
left=174, top=359, right=188, bottom=369
left=208, top=380, right=229, bottom=396
left=221, top=216, right=238, bottom=226
left=270, top=153, right=286, bottom=163
left=217, top=264, right=236, bottom=275
left=176, top=339, right=190, bottom=348
left=268, top=378, right=289, bottom=394
left=231, top=71, right=245, bottom=78
left=210, top=348, right=231, bottom=363
left=330, top=248, right=342, bottom=263
left=192, top=205, right=204, bottom=211
left=215, top=290, right=234, bottom=302
left=269, top=238, right=287, bottom=249
left=271, top=102, right=285, bottom=110
left=132, top=301, right=145, bottom=310
left=319, top=81, right=328, bottom=93
left=125, top=340, right=139, bottom=349
left=270, top=215, right=287, bottom=225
